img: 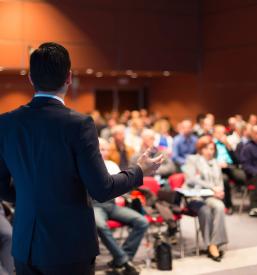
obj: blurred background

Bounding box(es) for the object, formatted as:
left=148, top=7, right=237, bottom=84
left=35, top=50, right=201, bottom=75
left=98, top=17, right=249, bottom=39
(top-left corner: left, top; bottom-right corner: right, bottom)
left=0, top=0, right=256, bottom=122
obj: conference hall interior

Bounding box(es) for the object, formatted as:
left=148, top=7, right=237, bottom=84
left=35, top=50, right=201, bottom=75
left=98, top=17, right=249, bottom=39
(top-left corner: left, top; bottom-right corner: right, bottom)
left=0, top=1, right=257, bottom=275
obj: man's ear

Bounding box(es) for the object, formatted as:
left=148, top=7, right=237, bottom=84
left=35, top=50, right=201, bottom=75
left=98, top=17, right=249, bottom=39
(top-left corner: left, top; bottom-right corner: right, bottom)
left=28, top=73, right=34, bottom=86
left=65, top=70, right=72, bottom=86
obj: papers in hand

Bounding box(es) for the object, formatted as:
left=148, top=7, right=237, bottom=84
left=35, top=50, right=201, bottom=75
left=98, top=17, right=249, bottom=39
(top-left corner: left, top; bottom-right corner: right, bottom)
left=175, top=188, right=214, bottom=197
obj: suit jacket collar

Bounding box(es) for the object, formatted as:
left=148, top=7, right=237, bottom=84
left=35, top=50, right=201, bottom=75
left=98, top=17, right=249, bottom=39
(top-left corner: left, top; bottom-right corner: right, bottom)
left=27, top=96, right=66, bottom=108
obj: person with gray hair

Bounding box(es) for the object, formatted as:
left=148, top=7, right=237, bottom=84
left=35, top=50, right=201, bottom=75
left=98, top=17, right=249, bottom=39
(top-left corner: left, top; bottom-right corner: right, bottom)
left=227, top=121, right=247, bottom=151
left=130, top=129, right=176, bottom=178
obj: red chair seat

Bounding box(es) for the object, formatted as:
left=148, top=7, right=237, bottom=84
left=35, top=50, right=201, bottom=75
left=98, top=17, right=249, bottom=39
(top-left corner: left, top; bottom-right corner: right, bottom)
left=248, top=184, right=256, bottom=191
left=107, top=220, right=124, bottom=229
left=173, top=214, right=182, bottom=221
left=144, top=215, right=164, bottom=223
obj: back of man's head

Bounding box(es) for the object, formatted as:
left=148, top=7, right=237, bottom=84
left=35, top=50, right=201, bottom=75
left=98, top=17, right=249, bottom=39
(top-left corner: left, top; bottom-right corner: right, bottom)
left=30, top=42, right=71, bottom=92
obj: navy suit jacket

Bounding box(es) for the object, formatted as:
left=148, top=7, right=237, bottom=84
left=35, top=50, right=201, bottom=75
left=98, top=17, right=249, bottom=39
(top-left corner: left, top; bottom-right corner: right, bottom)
left=0, top=97, right=143, bottom=266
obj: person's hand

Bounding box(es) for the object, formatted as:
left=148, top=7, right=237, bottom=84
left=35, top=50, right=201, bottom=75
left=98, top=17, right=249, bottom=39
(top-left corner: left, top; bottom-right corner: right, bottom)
left=219, top=162, right=228, bottom=169
left=137, top=147, right=164, bottom=176
left=219, top=135, right=232, bottom=149
left=213, top=186, right=225, bottom=199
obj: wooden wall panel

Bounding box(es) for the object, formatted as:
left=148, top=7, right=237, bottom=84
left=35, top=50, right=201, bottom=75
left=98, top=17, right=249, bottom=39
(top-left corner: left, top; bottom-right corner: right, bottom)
left=0, top=0, right=199, bottom=71
left=201, top=0, right=257, bottom=120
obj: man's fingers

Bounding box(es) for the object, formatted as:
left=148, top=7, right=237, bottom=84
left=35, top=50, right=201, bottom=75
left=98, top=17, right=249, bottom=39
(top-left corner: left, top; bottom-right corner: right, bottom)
left=143, top=147, right=154, bottom=157
left=151, top=153, right=164, bottom=164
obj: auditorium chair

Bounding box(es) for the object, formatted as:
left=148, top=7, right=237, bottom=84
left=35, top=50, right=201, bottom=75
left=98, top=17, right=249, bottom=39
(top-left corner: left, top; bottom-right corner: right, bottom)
left=106, top=196, right=127, bottom=243
left=168, top=173, right=201, bottom=257
left=239, top=184, right=256, bottom=215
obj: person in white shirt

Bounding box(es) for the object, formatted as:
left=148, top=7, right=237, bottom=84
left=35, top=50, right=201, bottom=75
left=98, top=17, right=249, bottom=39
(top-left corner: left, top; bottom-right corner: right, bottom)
left=93, top=139, right=148, bottom=274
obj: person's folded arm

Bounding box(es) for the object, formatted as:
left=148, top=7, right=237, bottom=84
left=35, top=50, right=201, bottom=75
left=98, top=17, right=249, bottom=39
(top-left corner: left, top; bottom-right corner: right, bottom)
left=184, top=156, right=213, bottom=189
left=74, top=117, right=143, bottom=202
left=0, top=157, right=15, bottom=202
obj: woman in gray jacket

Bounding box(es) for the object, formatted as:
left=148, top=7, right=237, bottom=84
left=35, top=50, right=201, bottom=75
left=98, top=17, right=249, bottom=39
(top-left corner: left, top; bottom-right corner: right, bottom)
left=184, top=135, right=228, bottom=262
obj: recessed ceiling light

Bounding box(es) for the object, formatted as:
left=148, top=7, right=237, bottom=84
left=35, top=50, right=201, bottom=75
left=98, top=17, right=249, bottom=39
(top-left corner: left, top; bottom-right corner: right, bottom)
left=96, top=72, right=103, bottom=78
left=86, top=68, right=94, bottom=74
left=126, top=70, right=133, bottom=75
left=20, top=69, right=27, bottom=76
left=163, top=71, right=170, bottom=77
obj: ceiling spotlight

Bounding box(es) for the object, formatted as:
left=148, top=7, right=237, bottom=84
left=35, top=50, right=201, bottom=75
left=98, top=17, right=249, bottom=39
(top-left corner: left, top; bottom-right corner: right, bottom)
left=163, top=71, right=171, bottom=77
left=96, top=72, right=103, bottom=78
left=126, top=70, right=133, bottom=75
left=86, top=68, right=94, bottom=74
left=0, top=67, right=4, bottom=72
left=20, top=69, right=27, bottom=76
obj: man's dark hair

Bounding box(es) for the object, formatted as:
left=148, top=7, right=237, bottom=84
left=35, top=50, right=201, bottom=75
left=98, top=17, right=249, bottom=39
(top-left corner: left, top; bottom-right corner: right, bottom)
left=30, top=42, right=71, bottom=92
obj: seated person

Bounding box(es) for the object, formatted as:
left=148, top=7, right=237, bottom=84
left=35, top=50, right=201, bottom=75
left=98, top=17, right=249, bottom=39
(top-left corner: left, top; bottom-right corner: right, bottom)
left=153, top=118, right=173, bottom=155
left=198, top=117, right=214, bottom=137
left=227, top=121, right=247, bottom=151
left=130, top=129, right=176, bottom=178
left=172, top=120, right=198, bottom=170
left=241, top=125, right=257, bottom=217
left=109, top=125, right=135, bottom=170
left=93, top=138, right=148, bottom=273
left=0, top=202, right=14, bottom=275
left=184, top=136, right=228, bottom=262
left=213, top=125, right=246, bottom=213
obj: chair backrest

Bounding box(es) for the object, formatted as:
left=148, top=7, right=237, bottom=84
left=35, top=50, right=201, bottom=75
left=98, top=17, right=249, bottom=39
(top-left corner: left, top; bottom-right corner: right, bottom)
left=141, top=177, right=160, bottom=196
left=168, top=173, right=185, bottom=190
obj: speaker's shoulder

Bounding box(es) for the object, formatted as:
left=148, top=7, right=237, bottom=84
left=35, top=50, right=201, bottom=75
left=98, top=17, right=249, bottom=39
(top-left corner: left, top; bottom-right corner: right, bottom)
left=65, top=108, right=93, bottom=125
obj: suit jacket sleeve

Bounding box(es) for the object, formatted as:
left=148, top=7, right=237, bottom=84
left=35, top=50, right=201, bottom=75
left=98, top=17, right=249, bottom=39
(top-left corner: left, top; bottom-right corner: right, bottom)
left=74, top=116, right=143, bottom=202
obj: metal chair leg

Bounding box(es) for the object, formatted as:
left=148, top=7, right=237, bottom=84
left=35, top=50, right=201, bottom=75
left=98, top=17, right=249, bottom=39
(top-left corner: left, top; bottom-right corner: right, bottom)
left=194, top=217, right=200, bottom=256
left=177, top=221, right=184, bottom=258
left=239, top=187, right=248, bottom=215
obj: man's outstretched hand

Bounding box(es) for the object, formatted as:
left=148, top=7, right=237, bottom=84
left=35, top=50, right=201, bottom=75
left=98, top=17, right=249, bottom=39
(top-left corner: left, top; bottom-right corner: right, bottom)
left=136, top=147, right=164, bottom=176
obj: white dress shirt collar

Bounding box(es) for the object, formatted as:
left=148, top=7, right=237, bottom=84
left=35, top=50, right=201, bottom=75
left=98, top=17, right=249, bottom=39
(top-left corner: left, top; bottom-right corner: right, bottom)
left=34, top=93, right=65, bottom=105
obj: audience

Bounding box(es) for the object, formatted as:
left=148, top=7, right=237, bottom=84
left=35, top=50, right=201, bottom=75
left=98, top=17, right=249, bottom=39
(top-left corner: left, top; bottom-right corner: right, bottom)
left=184, top=136, right=228, bottom=262
left=93, top=138, right=148, bottom=274
left=87, top=110, right=256, bottom=265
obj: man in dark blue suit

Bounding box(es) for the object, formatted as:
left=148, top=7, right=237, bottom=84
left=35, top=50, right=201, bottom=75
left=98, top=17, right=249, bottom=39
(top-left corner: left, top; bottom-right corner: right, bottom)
left=0, top=42, right=163, bottom=275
